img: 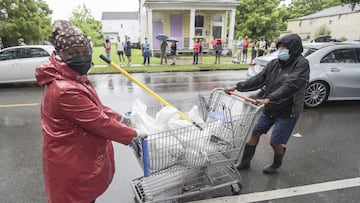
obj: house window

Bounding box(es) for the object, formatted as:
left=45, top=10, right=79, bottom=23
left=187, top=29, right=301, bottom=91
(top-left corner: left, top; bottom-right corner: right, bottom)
left=195, top=15, right=205, bottom=36
left=153, top=12, right=164, bottom=23
left=211, top=14, right=224, bottom=39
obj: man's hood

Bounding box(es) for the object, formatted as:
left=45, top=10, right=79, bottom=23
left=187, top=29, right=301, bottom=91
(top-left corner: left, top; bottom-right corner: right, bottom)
left=276, top=34, right=303, bottom=57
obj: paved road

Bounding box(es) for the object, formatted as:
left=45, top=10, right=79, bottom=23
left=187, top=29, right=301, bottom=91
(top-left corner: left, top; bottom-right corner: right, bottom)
left=0, top=70, right=359, bottom=203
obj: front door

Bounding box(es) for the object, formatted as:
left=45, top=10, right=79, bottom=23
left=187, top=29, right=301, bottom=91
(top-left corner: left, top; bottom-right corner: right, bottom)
left=153, top=22, right=163, bottom=49
left=170, top=14, right=183, bottom=48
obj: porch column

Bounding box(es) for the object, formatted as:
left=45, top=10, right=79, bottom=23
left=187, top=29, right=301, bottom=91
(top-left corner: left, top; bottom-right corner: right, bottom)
left=147, top=9, right=153, bottom=55
left=228, top=8, right=236, bottom=50
left=189, top=8, right=196, bottom=49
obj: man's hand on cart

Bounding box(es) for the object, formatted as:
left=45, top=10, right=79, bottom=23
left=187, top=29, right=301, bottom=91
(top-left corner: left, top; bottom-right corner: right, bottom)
left=254, top=98, right=270, bottom=105
left=135, top=128, right=148, bottom=139
left=224, top=86, right=236, bottom=94
left=118, top=113, right=132, bottom=126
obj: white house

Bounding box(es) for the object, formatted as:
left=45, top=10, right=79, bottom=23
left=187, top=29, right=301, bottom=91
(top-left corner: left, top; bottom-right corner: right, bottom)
left=286, top=4, right=360, bottom=41
left=138, top=0, right=239, bottom=51
left=101, top=11, right=140, bottom=43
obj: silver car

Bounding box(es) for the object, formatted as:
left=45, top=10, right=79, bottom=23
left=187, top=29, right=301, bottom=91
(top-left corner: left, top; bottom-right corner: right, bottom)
left=247, top=43, right=360, bottom=107
left=0, top=45, right=54, bottom=84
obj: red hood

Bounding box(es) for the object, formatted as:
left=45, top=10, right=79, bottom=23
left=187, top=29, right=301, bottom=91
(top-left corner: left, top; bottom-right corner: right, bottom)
left=35, top=53, right=89, bottom=86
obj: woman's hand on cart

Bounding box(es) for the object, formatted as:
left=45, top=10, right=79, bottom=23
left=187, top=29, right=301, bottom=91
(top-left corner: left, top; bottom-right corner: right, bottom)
left=135, top=128, right=148, bottom=139
left=118, top=113, right=132, bottom=126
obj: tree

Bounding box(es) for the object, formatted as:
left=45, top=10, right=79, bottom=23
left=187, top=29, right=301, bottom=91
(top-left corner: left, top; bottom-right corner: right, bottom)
left=0, top=0, right=52, bottom=47
left=69, top=4, right=103, bottom=47
left=313, top=24, right=331, bottom=39
left=287, top=0, right=342, bottom=19
left=235, top=0, right=285, bottom=41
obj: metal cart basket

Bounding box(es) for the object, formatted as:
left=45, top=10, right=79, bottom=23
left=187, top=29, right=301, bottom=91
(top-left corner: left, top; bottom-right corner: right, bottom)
left=130, top=89, right=262, bottom=203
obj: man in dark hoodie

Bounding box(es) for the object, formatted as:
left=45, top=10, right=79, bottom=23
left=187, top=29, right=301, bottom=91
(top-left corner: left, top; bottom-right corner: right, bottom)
left=225, top=33, right=310, bottom=174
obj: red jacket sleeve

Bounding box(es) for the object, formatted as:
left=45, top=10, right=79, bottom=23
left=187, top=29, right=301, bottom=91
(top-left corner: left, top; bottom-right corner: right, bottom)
left=57, top=90, right=136, bottom=145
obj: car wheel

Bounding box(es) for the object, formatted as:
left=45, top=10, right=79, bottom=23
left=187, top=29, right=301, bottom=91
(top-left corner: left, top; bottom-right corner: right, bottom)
left=304, top=81, right=329, bottom=108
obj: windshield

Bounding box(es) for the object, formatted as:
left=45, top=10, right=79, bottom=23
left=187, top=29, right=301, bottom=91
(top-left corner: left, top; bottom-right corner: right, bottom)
left=302, top=47, right=318, bottom=57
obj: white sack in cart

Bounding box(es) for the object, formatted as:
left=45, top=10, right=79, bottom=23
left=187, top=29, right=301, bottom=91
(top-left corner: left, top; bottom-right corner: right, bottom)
left=130, top=99, right=206, bottom=170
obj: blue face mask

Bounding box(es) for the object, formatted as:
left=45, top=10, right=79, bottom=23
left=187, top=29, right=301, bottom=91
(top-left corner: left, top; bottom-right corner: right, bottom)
left=278, top=49, right=290, bottom=61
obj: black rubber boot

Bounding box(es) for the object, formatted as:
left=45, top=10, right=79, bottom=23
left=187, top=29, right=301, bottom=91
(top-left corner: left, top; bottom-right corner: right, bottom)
left=263, top=147, right=286, bottom=174
left=236, top=144, right=256, bottom=170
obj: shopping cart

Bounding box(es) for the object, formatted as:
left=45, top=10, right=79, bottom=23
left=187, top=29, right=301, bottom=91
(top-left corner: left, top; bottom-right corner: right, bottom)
left=130, top=89, right=263, bottom=203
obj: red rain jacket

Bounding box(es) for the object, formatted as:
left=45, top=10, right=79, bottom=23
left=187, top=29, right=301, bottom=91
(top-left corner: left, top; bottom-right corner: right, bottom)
left=35, top=53, right=136, bottom=203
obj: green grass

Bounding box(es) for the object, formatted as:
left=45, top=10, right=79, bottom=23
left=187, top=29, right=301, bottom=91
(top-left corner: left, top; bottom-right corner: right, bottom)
left=90, top=44, right=248, bottom=73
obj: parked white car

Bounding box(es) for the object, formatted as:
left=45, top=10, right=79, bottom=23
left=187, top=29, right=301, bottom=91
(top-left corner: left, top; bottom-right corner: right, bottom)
left=0, top=45, right=54, bottom=84
left=247, top=43, right=360, bottom=107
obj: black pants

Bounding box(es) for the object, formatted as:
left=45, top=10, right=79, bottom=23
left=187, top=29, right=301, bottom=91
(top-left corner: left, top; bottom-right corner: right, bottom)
left=193, top=53, right=198, bottom=64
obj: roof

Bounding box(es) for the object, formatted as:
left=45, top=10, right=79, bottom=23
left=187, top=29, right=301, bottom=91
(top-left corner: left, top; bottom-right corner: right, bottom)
left=101, top=12, right=138, bottom=20
left=143, top=0, right=240, bottom=7
left=145, top=0, right=238, bottom=2
left=292, top=4, right=360, bottom=21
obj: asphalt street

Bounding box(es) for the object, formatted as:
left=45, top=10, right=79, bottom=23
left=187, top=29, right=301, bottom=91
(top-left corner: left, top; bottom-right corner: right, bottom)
left=0, top=70, right=359, bottom=203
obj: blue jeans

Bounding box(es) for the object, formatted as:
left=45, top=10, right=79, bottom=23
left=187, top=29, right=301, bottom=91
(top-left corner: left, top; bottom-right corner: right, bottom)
left=143, top=52, right=150, bottom=64
left=252, top=112, right=298, bottom=144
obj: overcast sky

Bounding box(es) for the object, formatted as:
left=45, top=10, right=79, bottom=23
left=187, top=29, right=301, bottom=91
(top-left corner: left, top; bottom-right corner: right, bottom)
left=44, top=0, right=139, bottom=21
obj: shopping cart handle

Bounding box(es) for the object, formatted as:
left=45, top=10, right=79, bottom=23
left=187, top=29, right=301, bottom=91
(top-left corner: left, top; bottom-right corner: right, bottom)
left=229, top=91, right=257, bottom=104
left=100, top=54, right=111, bottom=64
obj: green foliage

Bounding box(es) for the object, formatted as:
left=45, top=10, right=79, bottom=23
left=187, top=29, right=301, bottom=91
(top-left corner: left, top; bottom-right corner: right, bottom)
left=340, top=36, right=347, bottom=41
left=314, top=24, right=331, bottom=39
left=0, top=0, right=52, bottom=46
left=340, top=0, right=360, bottom=10
left=235, top=0, right=285, bottom=41
left=69, top=4, right=103, bottom=47
left=287, top=0, right=342, bottom=19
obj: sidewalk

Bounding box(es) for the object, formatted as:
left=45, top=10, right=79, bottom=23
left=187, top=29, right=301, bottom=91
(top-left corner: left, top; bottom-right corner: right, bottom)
left=93, top=57, right=251, bottom=68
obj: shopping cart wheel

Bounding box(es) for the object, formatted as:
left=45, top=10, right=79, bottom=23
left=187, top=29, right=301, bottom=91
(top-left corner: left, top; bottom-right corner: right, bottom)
left=231, top=183, right=242, bottom=195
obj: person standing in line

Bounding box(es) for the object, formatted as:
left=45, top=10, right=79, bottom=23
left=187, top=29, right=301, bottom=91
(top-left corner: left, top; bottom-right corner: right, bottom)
left=237, top=37, right=243, bottom=63
left=170, top=40, right=177, bottom=65
left=251, top=40, right=258, bottom=60
left=242, top=36, right=249, bottom=63
left=35, top=20, right=146, bottom=203
left=224, top=33, right=310, bottom=174
left=199, top=39, right=203, bottom=64
left=258, top=37, right=267, bottom=57
left=193, top=39, right=200, bottom=64
left=160, top=39, right=168, bottom=65
left=270, top=41, right=277, bottom=53
left=104, top=38, right=111, bottom=60
left=214, top=39, right=222, bottom=64
left=18, top=37, right=26, bottom=46
left=142, top=37, right=151, bottom=65
left=124, top=35, right=132, bottom=66
left=116, top=36, right=126, bottom=66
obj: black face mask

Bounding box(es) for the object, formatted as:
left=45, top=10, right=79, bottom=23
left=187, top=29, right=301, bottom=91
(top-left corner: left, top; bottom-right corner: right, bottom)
left=65, top=54, right=92, bottom=75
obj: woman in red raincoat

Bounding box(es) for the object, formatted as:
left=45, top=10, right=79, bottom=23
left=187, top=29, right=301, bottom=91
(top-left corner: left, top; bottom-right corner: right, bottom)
left=35, top=20, right=143, bottom=203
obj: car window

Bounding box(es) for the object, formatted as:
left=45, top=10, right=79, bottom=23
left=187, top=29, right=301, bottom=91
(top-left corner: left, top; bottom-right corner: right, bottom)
left=320, top=48, right=357, bottom=63
left=19, top=48, right=50, bottom=59
left=0, top=48, right=21, bottom=61
left=356, top=48, right=360, bottom=62
left=30, top=48, right=51, bottom=57
left=302, top=47, right=318, bottom=57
